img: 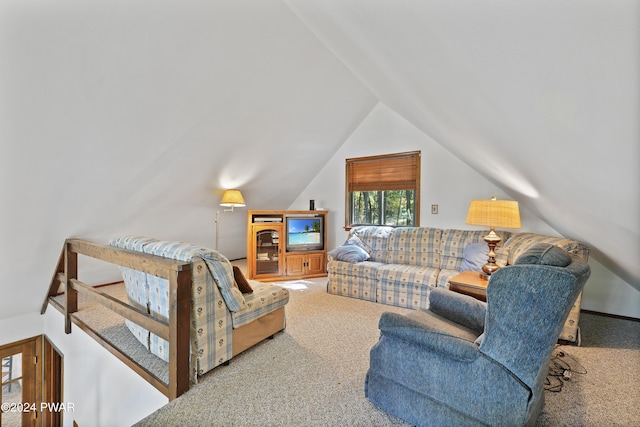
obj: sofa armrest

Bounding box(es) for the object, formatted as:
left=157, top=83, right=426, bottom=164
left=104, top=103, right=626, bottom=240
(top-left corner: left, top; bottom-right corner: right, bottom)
left=428, top=288, right=486, bottom=335
left=378, top=312, right=480, bottom=362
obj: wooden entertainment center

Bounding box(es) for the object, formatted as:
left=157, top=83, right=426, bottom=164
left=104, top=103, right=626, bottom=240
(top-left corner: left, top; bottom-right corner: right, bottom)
left=246, top=210, right=328, bottom=281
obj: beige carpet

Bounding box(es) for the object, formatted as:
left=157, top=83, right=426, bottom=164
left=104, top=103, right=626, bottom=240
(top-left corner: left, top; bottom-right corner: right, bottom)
left=136, top=276, right=412, bottom=426
left=133, top=270, right=640, bottom=427
left=536, top=312, right=640, bottom=426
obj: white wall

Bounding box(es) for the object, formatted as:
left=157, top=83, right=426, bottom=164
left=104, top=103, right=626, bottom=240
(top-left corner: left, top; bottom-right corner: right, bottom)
left=291, top=102, right=640, bottom=319
left=585, top=258, right=640, bottom=319
left=290, top=102, right=550, bottom=250
left=0, top=313, right=43, bottom=347
left=43, top=309, right=167, bottom=427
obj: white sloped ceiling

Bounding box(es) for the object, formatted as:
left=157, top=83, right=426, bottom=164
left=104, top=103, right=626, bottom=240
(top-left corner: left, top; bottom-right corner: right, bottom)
left=0, top=0, right=376, bottom=320
left=1, top=0, right=638, bottom=324
left=285, top=0, right=640, bottom=290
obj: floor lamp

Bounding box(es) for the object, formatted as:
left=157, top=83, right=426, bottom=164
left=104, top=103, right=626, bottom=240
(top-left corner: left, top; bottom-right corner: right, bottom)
left=215, top=189, right=246, bottom=251
left=465, top=196, right=521, bottom=275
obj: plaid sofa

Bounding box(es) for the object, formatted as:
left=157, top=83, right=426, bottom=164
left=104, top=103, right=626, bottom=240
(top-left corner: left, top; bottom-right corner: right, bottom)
left=327, top=226, right=589, bottom=344
left=110, top=236, right=290, bottom=380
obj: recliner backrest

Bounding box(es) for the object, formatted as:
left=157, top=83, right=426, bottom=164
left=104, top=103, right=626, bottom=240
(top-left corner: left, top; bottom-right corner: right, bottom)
left=478, top=245, right=591, bottom=390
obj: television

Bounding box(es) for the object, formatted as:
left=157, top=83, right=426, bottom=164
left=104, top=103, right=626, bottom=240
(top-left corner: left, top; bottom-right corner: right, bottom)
left=285, top=214, right=324, bottom=252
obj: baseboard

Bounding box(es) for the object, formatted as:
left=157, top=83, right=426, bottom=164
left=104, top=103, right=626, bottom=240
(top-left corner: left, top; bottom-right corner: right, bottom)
left=581, top=309, right=639, bottom=322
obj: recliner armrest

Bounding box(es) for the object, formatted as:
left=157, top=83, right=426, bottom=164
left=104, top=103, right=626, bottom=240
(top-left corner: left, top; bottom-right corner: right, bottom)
left=378, top=312, right=480, bottom=362
left=429, top=288, right=486, bottom=334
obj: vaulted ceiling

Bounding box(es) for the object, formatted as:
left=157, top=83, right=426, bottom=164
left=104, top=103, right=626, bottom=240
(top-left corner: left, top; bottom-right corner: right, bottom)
left=1, top=0, right=637, bottom=321
left=285, top=0, right=639, bottom=288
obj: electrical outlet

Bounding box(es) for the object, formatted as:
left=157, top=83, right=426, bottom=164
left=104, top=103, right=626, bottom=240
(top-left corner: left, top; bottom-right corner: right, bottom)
left=431, top=204, right=438, bottom=214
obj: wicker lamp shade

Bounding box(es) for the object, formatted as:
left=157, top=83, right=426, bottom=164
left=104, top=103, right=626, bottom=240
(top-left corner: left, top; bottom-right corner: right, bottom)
left=465, top=198, right=521, bottom=229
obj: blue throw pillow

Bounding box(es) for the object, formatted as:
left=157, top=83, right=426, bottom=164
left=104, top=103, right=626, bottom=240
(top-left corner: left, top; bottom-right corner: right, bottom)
left=328, top=244, right=370, bottom=263
left=460, top=242, right=488, bottom=272
left=346, top=233, right=372, bottom=254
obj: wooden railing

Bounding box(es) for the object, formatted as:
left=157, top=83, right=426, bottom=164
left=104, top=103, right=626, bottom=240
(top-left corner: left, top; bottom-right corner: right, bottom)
left=41, top=238, right=192, bottom=400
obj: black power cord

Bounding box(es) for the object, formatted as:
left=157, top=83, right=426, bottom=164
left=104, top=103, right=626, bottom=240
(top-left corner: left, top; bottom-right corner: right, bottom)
left=545, top=346, right=587, bottom=392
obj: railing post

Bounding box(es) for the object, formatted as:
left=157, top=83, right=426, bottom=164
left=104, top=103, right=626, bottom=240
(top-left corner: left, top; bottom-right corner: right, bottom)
left=64, top=241, right=78, bottom=334
left=41, top=247, right=65, bottom=314
left=168, top=266, right=191, bottom=400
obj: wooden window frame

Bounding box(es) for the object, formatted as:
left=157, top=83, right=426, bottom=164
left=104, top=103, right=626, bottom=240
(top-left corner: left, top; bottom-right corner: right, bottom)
left=345, top=151, right=421, bottom=228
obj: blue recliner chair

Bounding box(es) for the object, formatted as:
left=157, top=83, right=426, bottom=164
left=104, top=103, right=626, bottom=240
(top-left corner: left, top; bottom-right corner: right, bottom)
left=365, top=243, right=591, bottom=426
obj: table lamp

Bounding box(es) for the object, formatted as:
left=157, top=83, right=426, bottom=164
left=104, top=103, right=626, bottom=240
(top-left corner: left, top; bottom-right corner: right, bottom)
left=465, top=196, right=521, bottom=275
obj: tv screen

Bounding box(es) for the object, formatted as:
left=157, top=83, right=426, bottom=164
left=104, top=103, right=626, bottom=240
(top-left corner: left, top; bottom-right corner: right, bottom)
left=286, top=215, right=323, bottom=252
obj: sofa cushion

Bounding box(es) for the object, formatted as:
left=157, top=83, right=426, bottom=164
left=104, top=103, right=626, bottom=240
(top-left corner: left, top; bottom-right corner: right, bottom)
left=514, top=243, right=572, bottom=267
left=385, top=227, right=442, bottom=268
left=327, top=273, right=377, bottom=301
left=328, top=259, right=385, bottom=280
left=436, top=269, right=461, bottom=288
left=376, top=264, right=439, bottom=309
left=328, top=243, right=370, bottom=263
left=377, top=264, right=439, bottom=287
left=231, top=283, right=289, bottom=328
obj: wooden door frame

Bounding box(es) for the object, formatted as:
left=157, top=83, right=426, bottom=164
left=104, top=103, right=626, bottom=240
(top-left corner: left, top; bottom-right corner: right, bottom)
left=0, top=335, right=63, bottom=427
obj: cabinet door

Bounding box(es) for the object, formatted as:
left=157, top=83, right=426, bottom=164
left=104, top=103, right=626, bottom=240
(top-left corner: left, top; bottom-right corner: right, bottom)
left=253, top=224, right=282, bottom=278
left=306, top=253, right=325, bottom=275
left=285, top=254, right=305, bottom=276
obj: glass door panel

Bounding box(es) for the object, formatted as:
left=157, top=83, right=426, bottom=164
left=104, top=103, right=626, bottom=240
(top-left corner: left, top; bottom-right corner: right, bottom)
left=255, top=227, right=280, bottom=275
left=1, top=341, right=36, bottom=427
left=2, top=353, right=25, bottom=426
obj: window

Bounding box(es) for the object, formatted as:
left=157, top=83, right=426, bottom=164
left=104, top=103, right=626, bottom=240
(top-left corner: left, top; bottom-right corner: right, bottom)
left=345, top=151, right=420, bottom=227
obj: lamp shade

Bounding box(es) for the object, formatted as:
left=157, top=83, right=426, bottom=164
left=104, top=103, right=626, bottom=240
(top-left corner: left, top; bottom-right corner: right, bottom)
left=220, top=189, right=246, bottom=207
left=465, top=198, right=521, bottom=229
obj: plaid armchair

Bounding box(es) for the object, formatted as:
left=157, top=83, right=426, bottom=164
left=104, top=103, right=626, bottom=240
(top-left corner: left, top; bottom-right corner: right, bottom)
left=110, top=236, right=289, bottom=380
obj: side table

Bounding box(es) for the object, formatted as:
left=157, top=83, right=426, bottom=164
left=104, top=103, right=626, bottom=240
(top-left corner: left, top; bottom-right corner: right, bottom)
left=448, top=271, right=489, bottom=302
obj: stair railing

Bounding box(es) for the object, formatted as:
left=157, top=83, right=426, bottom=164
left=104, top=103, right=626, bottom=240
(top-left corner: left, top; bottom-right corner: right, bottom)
left=41, top=238, right=191, bottom=400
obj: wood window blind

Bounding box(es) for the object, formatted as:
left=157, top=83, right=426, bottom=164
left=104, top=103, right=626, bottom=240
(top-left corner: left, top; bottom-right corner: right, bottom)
left=347, top=151, right=420, bottom=192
